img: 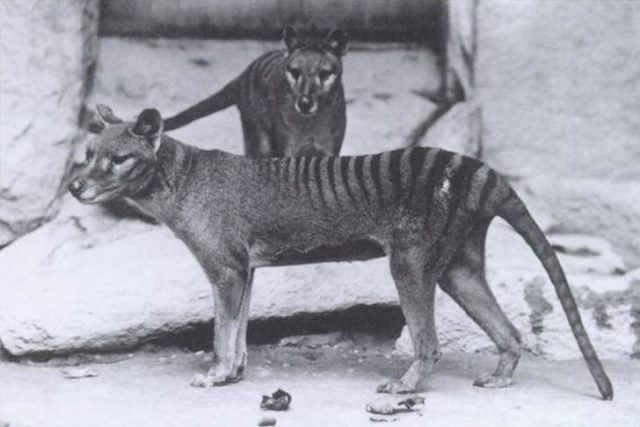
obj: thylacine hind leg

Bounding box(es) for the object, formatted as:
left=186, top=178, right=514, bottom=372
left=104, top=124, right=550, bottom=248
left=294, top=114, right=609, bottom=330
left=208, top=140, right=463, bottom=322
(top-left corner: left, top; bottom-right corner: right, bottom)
left=438, top=218, right=522, bottom=388
left=377, top=244, right=442, bottom=394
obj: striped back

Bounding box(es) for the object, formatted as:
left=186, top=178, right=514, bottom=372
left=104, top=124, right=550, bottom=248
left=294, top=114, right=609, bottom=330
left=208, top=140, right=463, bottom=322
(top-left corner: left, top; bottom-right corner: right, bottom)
left=260, top=147, right=505, bottom=220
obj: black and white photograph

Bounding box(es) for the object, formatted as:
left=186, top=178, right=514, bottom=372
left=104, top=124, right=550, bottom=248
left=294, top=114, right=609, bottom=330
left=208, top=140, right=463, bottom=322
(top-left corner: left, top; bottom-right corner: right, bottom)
left=0, top=0, right=639, bottom=426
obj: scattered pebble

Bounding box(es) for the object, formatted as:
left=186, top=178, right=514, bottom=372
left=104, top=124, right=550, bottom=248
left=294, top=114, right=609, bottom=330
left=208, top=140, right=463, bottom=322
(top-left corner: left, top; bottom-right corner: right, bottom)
left=365, top=395, right=425, bottom=415
left=282, top=362, right=290, bottom=368
left=261, top=389, right=291, bottom=411
left=61, top=367, right=99, bottom=379
left=195, top=350, right=204, bottom=356
left=258, top=417, right=277, bottom=426
left=358, top=358, right=365, bottom=363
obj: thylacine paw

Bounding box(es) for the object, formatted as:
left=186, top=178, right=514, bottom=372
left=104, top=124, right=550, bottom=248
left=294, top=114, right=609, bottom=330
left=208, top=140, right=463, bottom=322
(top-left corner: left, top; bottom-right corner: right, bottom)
left=190, top=369, right=239, bottom=387
left=473, top=373, right=513, bottom=389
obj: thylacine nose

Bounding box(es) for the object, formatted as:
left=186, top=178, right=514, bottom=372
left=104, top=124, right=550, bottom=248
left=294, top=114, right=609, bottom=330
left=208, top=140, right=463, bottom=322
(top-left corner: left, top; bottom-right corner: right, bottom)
left=68, top=177, right=86, bottom=195
left=296, top=95, right=315, bottom=114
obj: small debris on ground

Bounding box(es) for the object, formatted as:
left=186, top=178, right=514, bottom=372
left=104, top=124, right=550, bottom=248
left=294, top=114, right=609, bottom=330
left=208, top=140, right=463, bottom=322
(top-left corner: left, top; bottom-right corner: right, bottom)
left=365, top=395, right=425, bottom=415
left=260, top=389, right=292, bottom=411
left=258, top=417, right=277, bottom=426
left=61, top=367, right=99, bottom=379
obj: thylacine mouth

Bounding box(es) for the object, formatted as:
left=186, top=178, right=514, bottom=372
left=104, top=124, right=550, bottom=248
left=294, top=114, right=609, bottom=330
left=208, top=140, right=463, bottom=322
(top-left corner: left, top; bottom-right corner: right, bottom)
left=73, top=186, right=124, bottom=204
left=295, top=107, right=317, bottom=117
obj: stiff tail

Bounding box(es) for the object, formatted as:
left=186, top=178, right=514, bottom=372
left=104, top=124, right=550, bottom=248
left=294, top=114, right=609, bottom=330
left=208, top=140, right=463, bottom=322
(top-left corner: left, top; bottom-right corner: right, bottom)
left=497, top=190, right=613, bottom=400
left=163, top=79, right=239, bottom=131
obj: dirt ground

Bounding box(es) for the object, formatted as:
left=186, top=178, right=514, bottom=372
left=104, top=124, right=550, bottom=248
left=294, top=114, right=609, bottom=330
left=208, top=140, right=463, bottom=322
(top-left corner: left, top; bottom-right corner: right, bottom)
left=1, top=335, right=638, bottom=427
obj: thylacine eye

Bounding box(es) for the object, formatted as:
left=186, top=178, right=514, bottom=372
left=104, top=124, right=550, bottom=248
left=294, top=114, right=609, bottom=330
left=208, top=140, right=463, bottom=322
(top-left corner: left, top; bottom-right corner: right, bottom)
left=84, top=150, right=95, bottom=164
left=319, top=69, right=333, bottom=81
left=287, top=67, right=301, bottom=80
left=112, top=154, right=132, bottom=165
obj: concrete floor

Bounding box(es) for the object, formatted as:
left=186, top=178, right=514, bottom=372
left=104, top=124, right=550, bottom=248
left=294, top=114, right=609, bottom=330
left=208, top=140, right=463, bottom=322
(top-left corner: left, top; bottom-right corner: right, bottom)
left=1, top=339, right=638, bottom=427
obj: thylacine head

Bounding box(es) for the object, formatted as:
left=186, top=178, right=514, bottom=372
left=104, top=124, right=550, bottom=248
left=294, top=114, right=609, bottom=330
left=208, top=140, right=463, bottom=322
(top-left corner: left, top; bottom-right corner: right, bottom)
left=282, top=26, right=348, bottom=116
left=68, top=105, right=164, bottom=204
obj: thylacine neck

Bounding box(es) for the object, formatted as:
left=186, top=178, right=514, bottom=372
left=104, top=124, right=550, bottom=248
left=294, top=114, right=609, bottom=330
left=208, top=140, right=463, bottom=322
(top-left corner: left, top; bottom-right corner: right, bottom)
left=126, top=135, right=200, bottom=225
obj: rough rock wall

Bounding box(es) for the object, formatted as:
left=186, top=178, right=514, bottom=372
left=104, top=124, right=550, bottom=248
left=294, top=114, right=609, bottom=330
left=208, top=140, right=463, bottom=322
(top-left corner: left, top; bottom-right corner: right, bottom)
left=0, top=0, right=98, bottom=246
left=476, top=0, right=640, bottom=267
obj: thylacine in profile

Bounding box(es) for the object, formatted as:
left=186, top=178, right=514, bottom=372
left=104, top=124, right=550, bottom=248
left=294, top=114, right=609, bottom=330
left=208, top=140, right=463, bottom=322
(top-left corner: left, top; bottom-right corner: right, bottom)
left=163, top=27, right=348, bottom=158
left=69, top=106, right=613, bottom=400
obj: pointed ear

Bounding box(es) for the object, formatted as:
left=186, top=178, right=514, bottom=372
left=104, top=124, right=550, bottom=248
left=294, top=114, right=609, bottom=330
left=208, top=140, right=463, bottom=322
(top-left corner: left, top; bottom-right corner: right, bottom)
left=89, top=104, right=122, bottom=133
left=96, top=104, right=123, bottom=125
left=282, top=26, right=302, bottom=54
left=130, top=108, right=164, bottom=152
left=323, top=29, right=348, bottom=57
left=88, top=117, right=105, bottom=134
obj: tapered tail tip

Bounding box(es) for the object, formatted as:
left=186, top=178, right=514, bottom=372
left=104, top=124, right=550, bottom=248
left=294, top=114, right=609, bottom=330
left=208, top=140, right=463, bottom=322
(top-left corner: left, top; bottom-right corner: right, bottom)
left=599, top=379, right=613, bottom=401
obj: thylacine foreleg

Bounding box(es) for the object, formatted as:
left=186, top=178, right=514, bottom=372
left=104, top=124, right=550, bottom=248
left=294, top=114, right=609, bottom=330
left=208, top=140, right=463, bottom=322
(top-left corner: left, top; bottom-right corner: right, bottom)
left=190, top=249, right=252, bottom=387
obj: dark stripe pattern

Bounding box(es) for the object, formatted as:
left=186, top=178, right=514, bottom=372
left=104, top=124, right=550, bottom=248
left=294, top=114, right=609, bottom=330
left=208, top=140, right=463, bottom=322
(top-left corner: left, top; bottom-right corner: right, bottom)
left=354, top=156, right=369, bottom=204
left=388, top=149, right=404, bottom=204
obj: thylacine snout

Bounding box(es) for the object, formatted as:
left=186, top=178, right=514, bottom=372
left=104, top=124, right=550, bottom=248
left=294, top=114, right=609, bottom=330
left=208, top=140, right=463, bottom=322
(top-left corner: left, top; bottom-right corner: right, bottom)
left=294, top=95, right=316, bottom=116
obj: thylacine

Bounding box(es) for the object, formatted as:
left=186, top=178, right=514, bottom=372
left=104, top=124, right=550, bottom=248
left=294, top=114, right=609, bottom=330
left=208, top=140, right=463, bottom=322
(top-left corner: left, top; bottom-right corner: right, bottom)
left=163, top=27, right=348, bottom=158
left=69, top=106, right=613, bottom=400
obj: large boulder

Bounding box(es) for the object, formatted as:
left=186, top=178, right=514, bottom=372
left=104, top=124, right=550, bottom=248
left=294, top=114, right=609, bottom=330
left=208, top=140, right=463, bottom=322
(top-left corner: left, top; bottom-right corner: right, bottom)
left=477, top=0, right=640, bottom=181
left=520, top=177, right=640, bottom=269
left=1, top=194, right=636, bottom=359
left=0, top=197, right=398, bottom=356
left=476, top=0, right=640, bottom=268
left=416, top=101, right=482, bottom=158
left=0, top=0, right=98, bottom=246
